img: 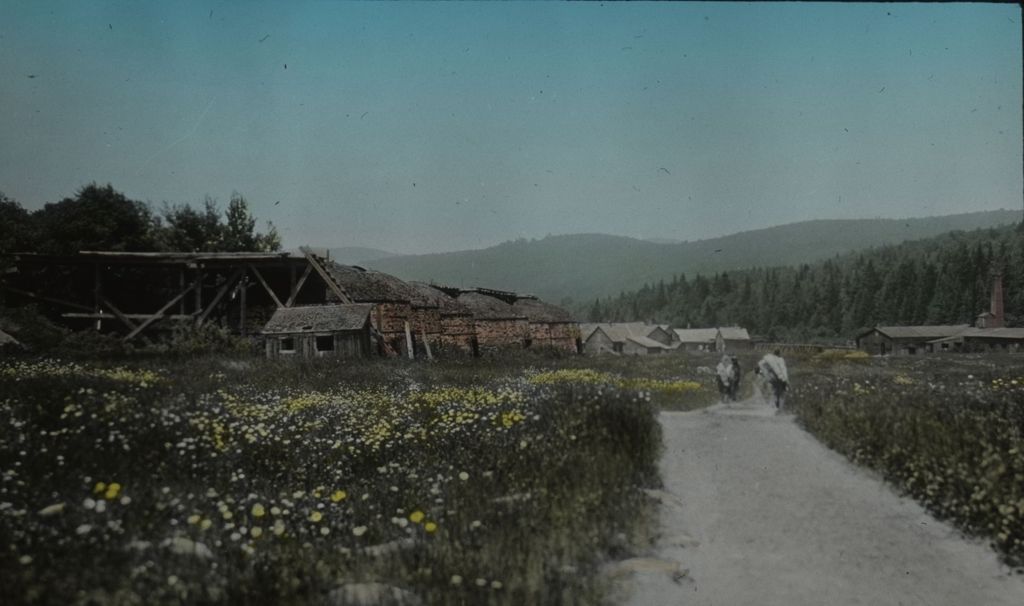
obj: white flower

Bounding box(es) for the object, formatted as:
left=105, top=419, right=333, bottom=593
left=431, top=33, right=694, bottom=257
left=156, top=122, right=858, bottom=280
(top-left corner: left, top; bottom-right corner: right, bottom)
left=75, top=524, right=92, bottom=535
left=352, top=525, right=368, bottom=537
left=458, top=472, right=469, bottom=481
left=450, top=575, right=463, bottom=586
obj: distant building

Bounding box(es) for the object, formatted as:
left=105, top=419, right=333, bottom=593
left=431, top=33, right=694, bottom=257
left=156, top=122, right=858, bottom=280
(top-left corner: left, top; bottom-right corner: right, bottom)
left=407, top=282, right=477, bottom=354
left=928, top=327, right=1024, bottom=353
left=855, top=325, right=971, bottom=356
left=580, top=322, right=673, bottom=355
left=718, top=326, right=752, bottom=351
left=457, top=290, right=531, bottom=349
left=673, top=328, right=719, bottom=352
left=262, top=304, right=373, bottom=358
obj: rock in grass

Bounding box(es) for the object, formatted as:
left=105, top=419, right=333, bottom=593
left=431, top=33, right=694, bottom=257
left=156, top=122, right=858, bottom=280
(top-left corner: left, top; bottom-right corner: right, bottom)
left=603, top=557, right=689, bottom=583
left=161, top=537, right=214, bottom=560
left=326, top=583, right=423, bottom=606
left=38, top=503, right=66, bottom=516
left=361, top=538, right=416, bottom=557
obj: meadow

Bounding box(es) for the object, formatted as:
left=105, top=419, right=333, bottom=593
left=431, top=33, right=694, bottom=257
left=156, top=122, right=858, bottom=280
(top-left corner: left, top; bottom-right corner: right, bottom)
left=0, top=351, right=715, bottom=605
left=788, top=353, right=1024, bottom=567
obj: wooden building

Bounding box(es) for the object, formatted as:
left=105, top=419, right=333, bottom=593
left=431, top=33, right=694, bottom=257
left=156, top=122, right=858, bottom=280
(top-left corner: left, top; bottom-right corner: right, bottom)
left=323, top=262, right=428, bottom=357
left=928, top=327, right=1024, bottom=353
left=408, top=282, right=478, bottom=354
left=855, top=325, right=970, bottom=356
left=580, top=322, right=673, bottom=355
left=262, top=304, right=373, bottom=358
left=718, top=327, right=753, bottom=351
left=510, top=296, right=579, bottom=352
left=457, top=290, right=530, bottom=349
left=673, top=328, right=720, bottom=352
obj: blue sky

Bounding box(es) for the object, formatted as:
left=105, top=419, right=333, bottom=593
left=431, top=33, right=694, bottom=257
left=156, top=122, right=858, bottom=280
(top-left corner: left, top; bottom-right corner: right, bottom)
left=1, top=2, right=1020, bottom=253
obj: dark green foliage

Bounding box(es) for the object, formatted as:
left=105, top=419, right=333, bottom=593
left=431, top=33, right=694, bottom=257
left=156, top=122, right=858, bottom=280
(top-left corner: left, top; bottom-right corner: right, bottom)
left=2, top=184, right=280, bottom=255
left=591, top=224, right=1024, bottom=341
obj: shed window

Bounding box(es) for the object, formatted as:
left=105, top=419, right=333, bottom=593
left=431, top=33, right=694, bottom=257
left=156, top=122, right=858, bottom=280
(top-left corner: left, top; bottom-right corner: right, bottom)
left=280, top=337, right=296, bottom=353
left=315, top=335, right=334, bottom=352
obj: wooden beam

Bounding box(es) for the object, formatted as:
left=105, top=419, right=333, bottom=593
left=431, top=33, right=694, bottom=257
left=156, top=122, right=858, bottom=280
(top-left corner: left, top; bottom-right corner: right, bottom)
left=285, top=264, right=313, bottom=307
left=248, top=264, right=283, bottom=308
left=123, top=282, right=196, bottom=342
left=99, top=296, right=138, bottom=332
left=197, top=268, right=244, bottom=326
left=194, top=269, right=203, bottom=315
left=64, top=312, right=191, bottom=322
left=0, top=285, right=93, bottom=312
left=299, top=247, right=353, bottom=304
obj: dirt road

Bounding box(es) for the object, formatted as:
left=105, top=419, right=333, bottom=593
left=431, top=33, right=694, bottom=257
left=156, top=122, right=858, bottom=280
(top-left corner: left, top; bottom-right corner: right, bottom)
left=621, top=398, right=1024, bottom=606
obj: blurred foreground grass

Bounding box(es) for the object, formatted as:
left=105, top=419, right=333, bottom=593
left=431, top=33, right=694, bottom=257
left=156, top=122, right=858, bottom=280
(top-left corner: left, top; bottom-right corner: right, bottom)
left=0, top=352, right=717, bottom=605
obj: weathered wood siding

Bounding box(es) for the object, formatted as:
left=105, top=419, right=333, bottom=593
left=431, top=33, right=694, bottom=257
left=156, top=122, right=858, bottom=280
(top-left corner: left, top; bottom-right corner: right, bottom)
left=265, top=330, right=370, bottom=359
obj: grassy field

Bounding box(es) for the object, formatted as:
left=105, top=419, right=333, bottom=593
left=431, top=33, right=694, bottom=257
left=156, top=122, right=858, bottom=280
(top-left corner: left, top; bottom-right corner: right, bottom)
left=787, top=353, right=1024, bottom=568
left=0, top=351, right=718, bottom=605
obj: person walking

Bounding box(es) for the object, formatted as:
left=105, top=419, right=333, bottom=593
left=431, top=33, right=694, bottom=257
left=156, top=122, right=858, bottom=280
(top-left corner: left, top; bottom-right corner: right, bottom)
left=716, top=354, right=733, bottom=403
left=756, top=350, right=789, bottom=408
left=727, top=355, right=742, bottom=401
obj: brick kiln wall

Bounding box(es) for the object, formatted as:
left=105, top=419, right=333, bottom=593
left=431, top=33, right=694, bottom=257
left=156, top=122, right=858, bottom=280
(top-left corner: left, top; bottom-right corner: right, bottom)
left=528, top=322, right=579, bottom=352
left=476, top=318, right=530, bottom=347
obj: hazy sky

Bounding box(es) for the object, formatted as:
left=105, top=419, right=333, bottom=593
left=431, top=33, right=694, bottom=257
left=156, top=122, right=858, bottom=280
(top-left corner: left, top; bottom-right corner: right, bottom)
left=1, top=2, right=1020, bottom=254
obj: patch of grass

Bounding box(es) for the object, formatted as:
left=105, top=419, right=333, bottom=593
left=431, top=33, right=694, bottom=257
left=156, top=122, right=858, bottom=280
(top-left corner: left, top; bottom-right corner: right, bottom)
left=788, top=354, right=1024, bottom=566
left=0, top=354, right=686, bottom=605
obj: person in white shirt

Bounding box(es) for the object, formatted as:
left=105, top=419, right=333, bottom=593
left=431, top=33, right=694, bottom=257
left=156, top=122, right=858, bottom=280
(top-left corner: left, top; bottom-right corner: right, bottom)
left=756, top=350, right=789, bottom=408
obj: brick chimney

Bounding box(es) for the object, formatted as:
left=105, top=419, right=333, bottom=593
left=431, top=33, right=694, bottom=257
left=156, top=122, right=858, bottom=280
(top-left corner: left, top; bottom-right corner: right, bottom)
left=990, top=273, right=1005, bottom=329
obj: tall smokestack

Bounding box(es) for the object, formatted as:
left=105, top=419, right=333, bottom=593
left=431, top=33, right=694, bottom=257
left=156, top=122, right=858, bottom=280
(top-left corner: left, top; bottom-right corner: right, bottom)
left=990, top=273, right=1005, bottom=329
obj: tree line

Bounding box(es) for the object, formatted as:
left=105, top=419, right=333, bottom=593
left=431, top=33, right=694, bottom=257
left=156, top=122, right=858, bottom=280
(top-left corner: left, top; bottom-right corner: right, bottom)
left=0, top=183, right=280, bottom=256
left=587, top=224, right=1024, bottom=342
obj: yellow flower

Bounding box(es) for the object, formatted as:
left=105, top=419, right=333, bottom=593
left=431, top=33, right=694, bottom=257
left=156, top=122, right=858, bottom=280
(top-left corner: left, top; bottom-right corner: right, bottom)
left=104, top=483, right=121, bottom=500
left=309, top=511, right=323, bottom=523
left=272, top=520, right=286, bottom=536
left=93, top=482, right=106, bottom=494
left=200, top=519, right=213, bottom=531
left=424, top=521, right=438, bottom=533
left=187, top=514, right=201, bottom=525
left=331, top=490, right=347, bottom=503
left=409, top=510, right=425, bottom=524
left=251, top=527, right=263, bottom=538
left=251, top=503, right=266, bottom=518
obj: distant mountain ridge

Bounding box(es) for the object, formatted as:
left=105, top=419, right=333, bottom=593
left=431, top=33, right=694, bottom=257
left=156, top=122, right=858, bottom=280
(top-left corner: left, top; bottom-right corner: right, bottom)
left=364, top=209, right=1021, bottom=303
left=325, top=247, right=399, bottom=265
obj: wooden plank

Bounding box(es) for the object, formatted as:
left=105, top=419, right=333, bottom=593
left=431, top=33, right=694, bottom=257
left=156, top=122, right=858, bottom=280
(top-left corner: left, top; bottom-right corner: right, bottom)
left=405, top=321, right=414, bottom=360
left=421, top=327, right=433, bottom=360
left=63, top=311, right=191, bottom=321
left=0, top=285, right=94, bottom=312
left=285, top=264, right=313, bottom=307
left=248, top=264, right=283, bottom=308
left=299, top=247, right=353, bottom=304
left=123, top=282, right=196, bottom=341
left=99, top=296, right=138, bottom=332
left=197, top=268, right=243, bottom=326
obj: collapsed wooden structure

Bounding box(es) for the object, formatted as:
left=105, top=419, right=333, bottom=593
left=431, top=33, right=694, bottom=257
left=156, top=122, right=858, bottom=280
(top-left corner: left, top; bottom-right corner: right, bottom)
left=0, top=248, right=580, bottom=357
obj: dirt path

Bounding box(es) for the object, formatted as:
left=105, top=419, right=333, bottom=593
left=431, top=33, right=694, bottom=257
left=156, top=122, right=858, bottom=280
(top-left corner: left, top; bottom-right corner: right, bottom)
left=621, top=398, right=1024, bottom=606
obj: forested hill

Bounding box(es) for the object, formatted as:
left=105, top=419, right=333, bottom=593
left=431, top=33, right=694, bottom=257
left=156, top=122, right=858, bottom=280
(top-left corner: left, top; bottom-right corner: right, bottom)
left=366, top=210, right=1020, bottom=304
left=588, top=223, right=1024, bottom=343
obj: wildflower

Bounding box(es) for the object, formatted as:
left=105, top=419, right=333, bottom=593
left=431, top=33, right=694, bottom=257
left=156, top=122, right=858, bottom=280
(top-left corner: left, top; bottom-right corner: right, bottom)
left=251, top=527, right=263, bottom=538
left=104, top=483, right=121, bottom=500
left=273, top=520, right=286, bottom=536
left=450, top=575, right=463, bottom=586
left=409, top=510, right=425, bottom=524
left=458, top=471, right=469, bottom=481
left=200, top=519, right=213, bottom=531
left=475, top=578, right=487, bottom=587
left=187, top=514, right=201, bottom=525
left=470, top=520, right=482, bottom=530
left=331, top=490, right=347, bottom=503
left=94, top=482, right=106, bottom=494
left=83, top=498, right=96, bottom=510
left=270, top=506, right=282, bottom=515
left=76, top=524, right=92, bottom=535
left=491, top=580, right=503, bottom=589
left=251, top=503, right=266, bottom=518
left=320, top=527, right=330, bottom=536
left=424, top=521, right=438, bottom=533
left=352, top=525, right=367, bottom=537
left=309, top=511, right=323, bottom=523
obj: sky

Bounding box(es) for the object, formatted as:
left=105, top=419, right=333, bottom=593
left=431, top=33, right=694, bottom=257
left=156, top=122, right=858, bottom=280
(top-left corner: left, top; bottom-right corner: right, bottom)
left=1, top=2, right=1021, bottom=254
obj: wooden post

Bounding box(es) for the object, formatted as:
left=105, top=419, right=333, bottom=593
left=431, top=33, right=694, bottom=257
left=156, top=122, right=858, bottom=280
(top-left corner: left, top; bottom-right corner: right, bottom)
left=240, top=275, right=248, bottom=337
left=93, top=263, right=102, bottom=331
left=179, top=268, right=185, bottom=315
left=194, top=269, right=203, bottom=317
left=404, top=321, right=414, bottom=359
left=421, top=327, right=433, bottom=360
left=285, top=264, right=313, bottom=307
